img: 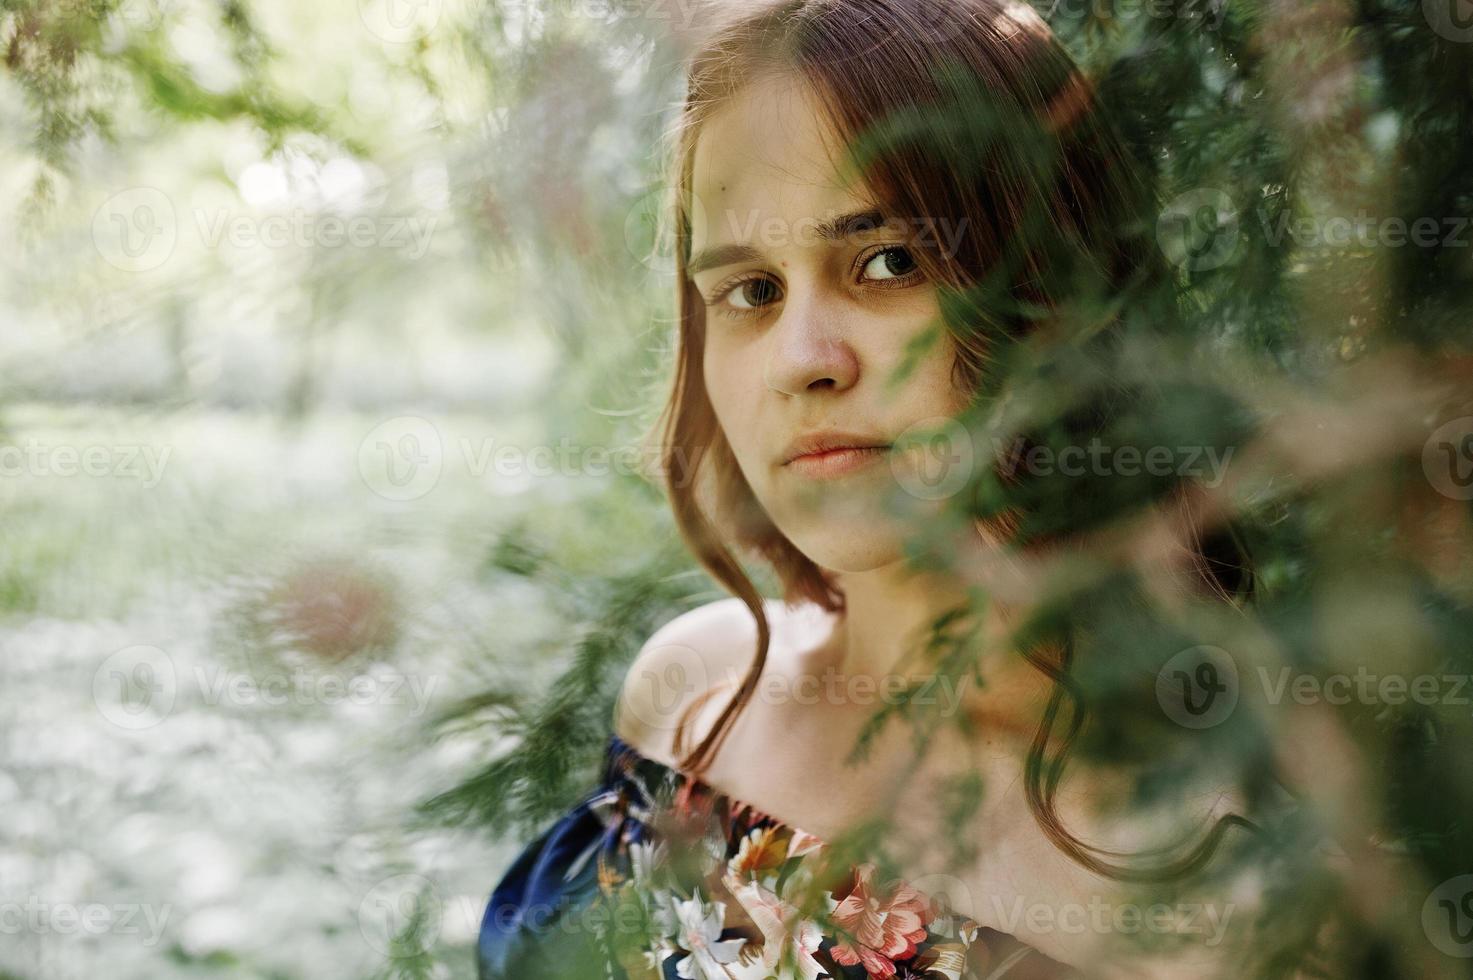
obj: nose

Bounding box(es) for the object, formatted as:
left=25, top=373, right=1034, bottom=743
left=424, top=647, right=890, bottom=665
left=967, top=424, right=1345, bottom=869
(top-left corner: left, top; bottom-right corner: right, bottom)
left=763, top=287, right=860, bottom=396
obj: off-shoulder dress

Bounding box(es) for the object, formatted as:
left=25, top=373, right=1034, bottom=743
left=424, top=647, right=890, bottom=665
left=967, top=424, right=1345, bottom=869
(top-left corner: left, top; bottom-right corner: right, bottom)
left=477, top=731, right=1065, bottom=979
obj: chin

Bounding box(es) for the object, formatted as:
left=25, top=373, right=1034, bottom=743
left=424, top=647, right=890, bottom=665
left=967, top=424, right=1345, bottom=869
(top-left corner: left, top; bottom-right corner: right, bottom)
left=775, top=516, right=909, bottom=574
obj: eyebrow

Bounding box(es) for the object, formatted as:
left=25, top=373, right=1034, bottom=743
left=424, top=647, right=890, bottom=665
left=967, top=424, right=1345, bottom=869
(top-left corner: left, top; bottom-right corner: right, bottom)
left=685, top=207, right=892, bottom=277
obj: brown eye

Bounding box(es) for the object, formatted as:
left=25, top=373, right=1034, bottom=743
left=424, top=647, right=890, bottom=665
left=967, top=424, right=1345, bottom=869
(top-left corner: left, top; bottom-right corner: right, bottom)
left=727, top=276, right=782, bottom=310
left=861, top=246, right=920, bottom=282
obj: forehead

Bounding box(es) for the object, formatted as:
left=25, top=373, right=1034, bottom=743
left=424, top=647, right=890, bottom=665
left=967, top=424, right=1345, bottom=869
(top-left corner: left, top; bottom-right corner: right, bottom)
left=689, top=73, right=875, bottom=248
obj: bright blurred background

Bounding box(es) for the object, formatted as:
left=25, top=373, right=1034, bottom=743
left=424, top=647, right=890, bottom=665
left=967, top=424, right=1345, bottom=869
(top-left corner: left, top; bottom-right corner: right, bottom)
left=1, top=1, right=706, bottom=976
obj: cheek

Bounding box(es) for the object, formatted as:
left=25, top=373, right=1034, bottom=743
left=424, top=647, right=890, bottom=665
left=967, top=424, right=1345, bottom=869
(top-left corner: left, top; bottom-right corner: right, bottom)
left=703, top=341, right=775, bottom=491
left=701, top=339, right=729, bottom=421
left=884, top=312, right=971, bottom=416
left=702, top=340, right=750, bottom=445
left=926, top=337, right=973, bottom=417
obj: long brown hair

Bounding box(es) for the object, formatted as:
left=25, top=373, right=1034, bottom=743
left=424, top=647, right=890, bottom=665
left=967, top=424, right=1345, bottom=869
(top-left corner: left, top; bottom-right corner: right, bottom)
left=639, top=0, right=1255, bottom=883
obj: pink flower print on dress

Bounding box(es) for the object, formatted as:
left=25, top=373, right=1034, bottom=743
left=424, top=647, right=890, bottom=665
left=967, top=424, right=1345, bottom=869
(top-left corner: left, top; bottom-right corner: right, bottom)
left=829, top=862, right=933, bottom=979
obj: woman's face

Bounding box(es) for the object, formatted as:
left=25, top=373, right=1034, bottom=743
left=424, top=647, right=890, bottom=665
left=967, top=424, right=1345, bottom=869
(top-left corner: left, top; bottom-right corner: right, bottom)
left=690, top=73, right=974, bottom=574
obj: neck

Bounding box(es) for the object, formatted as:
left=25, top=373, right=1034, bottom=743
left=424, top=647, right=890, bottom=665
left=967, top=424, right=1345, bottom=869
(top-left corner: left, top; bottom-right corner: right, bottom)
left=830, top=562, right=979, bottom=682
left=806, top=545, right=1053, bottom=743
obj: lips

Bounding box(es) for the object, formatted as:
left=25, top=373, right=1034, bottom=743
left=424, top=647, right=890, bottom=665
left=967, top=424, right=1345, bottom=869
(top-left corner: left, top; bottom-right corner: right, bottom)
left=784, top=445, right=892, bottom=479
left=781, top=431, right=893, bottom=466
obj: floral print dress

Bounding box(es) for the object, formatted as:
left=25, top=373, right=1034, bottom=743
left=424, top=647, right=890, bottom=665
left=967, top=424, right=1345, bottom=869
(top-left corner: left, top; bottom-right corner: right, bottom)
left=478, top=732, right=1046, bottom=980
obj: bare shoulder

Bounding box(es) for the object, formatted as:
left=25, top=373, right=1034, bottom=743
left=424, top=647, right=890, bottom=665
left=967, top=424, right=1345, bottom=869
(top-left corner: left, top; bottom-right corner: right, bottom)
left=612, top=596, right=814, bottom=765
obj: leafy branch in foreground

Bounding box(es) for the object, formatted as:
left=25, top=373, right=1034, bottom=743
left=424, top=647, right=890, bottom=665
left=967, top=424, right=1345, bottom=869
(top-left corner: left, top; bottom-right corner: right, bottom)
left=415, top=527, right=716, bottom=841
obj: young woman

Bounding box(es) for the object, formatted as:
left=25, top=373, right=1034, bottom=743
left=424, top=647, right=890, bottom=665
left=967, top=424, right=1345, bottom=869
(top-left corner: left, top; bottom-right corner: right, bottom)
left=479, top=2, right=1307, bottom=977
